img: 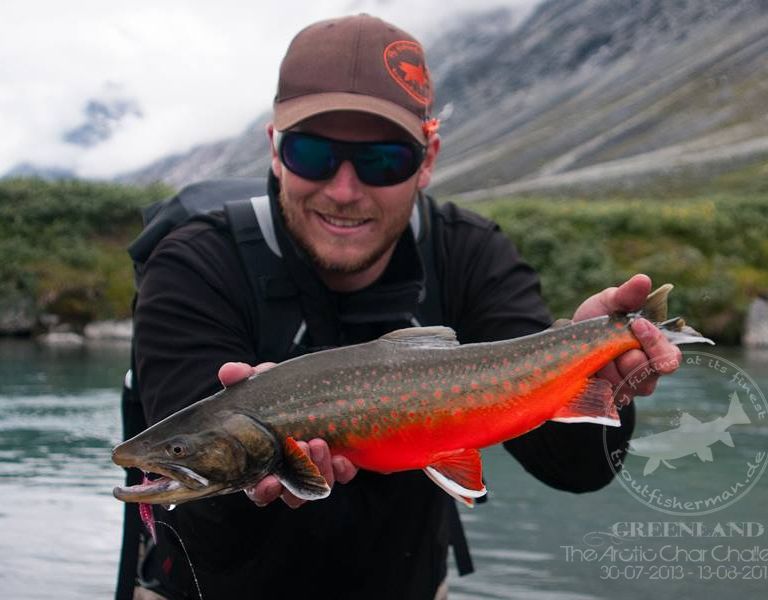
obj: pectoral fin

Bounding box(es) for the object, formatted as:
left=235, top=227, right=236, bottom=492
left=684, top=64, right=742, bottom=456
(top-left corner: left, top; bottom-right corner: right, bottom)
left=643, top=458, right=661, bottom=476
left=276, top=437, right=331, bottom=500
left=424, top=448, right=487, bottom=508
left=551, top=378, right=621, bottom=427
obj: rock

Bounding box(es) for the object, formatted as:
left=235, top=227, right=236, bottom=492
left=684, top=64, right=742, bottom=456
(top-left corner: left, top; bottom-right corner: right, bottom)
left=743, top=297, right=768, bottom=348
left=38, top=313, right=61, bottom=329
left=0, top=293, right=36, bottom=335
left=83, top=319, right=133, bottom=341
left=36, top=332, right=85, bottom=347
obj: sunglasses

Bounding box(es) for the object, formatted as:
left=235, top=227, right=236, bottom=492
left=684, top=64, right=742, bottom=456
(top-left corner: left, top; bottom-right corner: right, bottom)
left=275, top=130, right=426, bottom=187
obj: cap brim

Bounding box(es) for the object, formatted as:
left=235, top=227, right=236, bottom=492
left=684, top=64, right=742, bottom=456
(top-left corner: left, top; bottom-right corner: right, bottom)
left=273, top=92, right=426, bottom=143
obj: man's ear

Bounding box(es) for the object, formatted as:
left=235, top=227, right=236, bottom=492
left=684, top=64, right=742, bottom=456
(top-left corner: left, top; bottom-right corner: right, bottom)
left=416, top=134, right=440, bottom=190
left=267, top=122, right=282, bottom=177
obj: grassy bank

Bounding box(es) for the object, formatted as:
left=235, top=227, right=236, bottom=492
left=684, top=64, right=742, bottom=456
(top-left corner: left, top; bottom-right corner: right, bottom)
left=1, top=176, right=766, bottom=343
left=0, top=178, right=170, bottom=329
left=469, top=193, right=768, bottom=344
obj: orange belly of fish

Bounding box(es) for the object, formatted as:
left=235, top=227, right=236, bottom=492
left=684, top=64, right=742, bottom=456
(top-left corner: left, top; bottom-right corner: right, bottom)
left=334, top=333, right=639, bottom=473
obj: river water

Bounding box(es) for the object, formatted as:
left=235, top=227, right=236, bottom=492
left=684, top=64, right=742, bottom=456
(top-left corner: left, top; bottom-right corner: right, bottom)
left=1, top=339, right=766, bottom=599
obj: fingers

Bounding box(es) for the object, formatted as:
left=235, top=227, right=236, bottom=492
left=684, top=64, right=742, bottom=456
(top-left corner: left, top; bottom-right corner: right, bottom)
left=613, top=349, right=659, bottom=398
left=610, top=274, right=652, bottom=313
left=308, top=439, right=335, bottom=488
left=244, top=475, right=282, bottom=507
left=596, top=361, right=623, bottom=388
left=218, top=361, right=277, bottom=387
left=631, top=319, right=681, bottom=374
left=602, top=319, right=682, bottom=401
left=572, top=274, right=652, bottom=321
left=244, top=439, right=358, bottom=509
left=332, top=455, right=359, bottom=484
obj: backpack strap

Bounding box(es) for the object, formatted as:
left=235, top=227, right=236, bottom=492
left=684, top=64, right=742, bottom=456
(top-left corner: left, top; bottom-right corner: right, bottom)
left=224, top=196, right=307, bottom=361
left=411, top=193, right=444, bottom=327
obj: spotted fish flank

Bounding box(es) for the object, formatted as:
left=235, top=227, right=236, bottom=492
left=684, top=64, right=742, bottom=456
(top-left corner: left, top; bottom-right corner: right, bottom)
left=112, top=284, right=713, bottom=508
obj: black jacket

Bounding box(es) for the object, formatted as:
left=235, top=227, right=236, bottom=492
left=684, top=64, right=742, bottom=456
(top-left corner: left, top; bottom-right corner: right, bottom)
left=133, top=176, right=634, bottom=599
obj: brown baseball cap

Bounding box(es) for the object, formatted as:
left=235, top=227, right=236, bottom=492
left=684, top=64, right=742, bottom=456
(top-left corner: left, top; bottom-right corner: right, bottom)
left=273, top=14, right=435, bottom=143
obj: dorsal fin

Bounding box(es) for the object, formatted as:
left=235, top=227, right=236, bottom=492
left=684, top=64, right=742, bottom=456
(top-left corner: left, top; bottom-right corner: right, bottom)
left=679, top=412, right=702, bottom=429
left=380, top=326, right=459, bottom=348
left=641, top=283, right=673, bottom=322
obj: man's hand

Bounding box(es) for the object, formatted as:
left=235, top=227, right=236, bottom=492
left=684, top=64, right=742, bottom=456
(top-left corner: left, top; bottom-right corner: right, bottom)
left=217, top=361, right=359, bottom=509
left=572, top=274, right=682, bottom=400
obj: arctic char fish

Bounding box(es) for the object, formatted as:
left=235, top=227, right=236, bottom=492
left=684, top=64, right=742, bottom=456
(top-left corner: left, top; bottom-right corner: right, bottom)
left=112, top=284, right=713, bottom=506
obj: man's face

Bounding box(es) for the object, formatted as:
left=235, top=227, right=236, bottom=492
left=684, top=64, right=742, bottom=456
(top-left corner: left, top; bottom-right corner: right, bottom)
left=269, top=111, right=439, bottom=291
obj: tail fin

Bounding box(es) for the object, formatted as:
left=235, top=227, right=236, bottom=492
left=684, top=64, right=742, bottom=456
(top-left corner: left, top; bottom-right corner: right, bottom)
left=725, top=392, right=751, bottom=426
left=638, top=284, right=715, bottom=346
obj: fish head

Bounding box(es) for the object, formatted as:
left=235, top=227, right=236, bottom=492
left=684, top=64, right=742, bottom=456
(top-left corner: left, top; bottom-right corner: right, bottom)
left=112, top=411, right=279, bottom=505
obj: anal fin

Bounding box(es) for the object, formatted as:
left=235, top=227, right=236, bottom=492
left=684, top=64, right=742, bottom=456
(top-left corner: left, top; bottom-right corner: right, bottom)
left=424, top=448, right=487, bottom=508
left=551, top=377, right=621, bottom=427
left=276, top=437, right=331, bottom=500
left=695, top=446, right=714, bottom=462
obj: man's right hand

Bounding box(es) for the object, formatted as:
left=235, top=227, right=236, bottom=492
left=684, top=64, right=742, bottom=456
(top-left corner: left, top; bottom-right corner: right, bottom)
left=217, top=362, right=359, bottom=509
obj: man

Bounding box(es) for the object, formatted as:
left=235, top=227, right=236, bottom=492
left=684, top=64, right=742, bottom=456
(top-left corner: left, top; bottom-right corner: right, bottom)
left=132, top=14, right=679, bottom=600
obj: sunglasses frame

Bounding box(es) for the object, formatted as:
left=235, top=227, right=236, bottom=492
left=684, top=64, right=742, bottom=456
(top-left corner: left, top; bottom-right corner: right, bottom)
left=274, top=130, right=427, bottom=187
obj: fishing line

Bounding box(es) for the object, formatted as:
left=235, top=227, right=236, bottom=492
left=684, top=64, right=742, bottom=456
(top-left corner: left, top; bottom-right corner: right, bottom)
left=155, top=519, right=205, bottom=600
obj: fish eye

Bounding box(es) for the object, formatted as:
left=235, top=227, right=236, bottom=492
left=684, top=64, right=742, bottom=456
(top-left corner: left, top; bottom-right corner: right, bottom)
left=165, top=441, right=188, bottom=458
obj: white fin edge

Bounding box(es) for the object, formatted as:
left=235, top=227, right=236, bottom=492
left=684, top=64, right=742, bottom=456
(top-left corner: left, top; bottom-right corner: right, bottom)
left=551, top=416, right=621, bottom=427
left=276, top=475, right=331, bottom=501
left=424, top=466, right=487, bottom=499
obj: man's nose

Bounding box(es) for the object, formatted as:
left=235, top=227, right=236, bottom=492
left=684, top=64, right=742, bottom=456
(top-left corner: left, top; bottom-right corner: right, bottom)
left=323, top=160, right=364, bottom=203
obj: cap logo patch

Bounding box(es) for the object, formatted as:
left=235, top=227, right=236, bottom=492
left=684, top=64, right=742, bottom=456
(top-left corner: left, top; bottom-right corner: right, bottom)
left=384, top=41, right=432, bottom=106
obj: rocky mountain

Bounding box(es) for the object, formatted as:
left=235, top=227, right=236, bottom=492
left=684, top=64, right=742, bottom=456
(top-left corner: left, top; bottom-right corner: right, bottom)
left=63, top=95, right=143, bottom=148
left=122, top=0, right=768, bottom=197
left=4, top=88, right=142, bottom=181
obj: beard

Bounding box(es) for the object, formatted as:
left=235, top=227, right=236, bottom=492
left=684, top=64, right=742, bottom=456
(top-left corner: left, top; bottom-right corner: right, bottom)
left=279, top=187, right=409, bottom=276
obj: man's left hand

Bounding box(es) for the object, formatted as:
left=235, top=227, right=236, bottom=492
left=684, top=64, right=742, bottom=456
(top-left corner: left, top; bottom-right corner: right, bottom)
left=572, top=273, right=681, bottom=401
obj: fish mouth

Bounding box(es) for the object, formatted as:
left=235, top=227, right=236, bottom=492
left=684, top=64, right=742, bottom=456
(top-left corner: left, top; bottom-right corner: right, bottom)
left=112, top=461, right=227, bottom=505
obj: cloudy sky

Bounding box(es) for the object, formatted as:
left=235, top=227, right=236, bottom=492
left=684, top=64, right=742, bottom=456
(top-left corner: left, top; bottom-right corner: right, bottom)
left=0, top=0, right=536, bottom=179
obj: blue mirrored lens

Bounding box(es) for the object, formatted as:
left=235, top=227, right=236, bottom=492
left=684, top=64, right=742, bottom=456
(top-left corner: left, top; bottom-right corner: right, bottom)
left=279, top=132, right=424, bottom=186
left=281, top=134, right=337, bottom=180
left=354, top=144, right=419, bottom=186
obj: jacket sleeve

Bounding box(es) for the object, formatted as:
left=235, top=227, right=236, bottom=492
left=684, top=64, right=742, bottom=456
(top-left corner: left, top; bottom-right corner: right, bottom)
left=439, top=206, right=634, bottom=492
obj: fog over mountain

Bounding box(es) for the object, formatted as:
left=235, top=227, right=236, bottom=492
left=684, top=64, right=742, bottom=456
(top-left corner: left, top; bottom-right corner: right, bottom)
left=63, top=95, right=143, bottom=148
left=121, top=0, right=768, bottom=196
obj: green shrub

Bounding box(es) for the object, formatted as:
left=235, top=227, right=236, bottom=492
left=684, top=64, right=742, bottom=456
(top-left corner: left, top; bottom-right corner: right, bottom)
left=2, top=177, right=765, bottom=344
left=477, top=195, right=768, bottom=344
left=0, top=178, right=171, bottom=327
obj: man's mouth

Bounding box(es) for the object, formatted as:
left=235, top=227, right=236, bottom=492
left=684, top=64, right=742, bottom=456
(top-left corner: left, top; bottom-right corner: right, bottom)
left=316, top=212, right=371, bottom=228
